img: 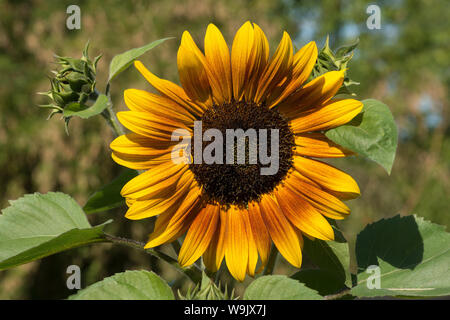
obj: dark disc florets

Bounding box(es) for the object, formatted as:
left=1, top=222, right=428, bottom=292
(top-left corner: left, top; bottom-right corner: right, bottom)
left=189, top=100, right=295, bottom=208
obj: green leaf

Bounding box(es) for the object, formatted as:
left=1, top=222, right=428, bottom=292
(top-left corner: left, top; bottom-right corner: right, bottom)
left=63, top=94, right=108, bottom=119
left=69, top=270, right=175, bottom=300
left=83, top=169, right=138, bottom=214
left=336, top=38, right=359, bottom=58
left=351, top=215, right=450, bottom=297
left=300, top=237, right=352, bottom=290
left=108, top=38, right=172, bottom=82
left=325, top=99, right=398, bottom=174
left=291, top=269, right=346, bottom=297
left=0, top=192, right=111, bottom=270
left=244, top=275, right=322, bottom=300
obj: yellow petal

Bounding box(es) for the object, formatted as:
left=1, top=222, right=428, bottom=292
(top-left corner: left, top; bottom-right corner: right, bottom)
left=231, top=21, right=255, bottom=101
left=294, top=132, right=354, bottom=158
left=112, top=151, right=167, bottom=170
left=248, top=202, right=271, bottom=273
left=275, top=187, right=335, bottom=240
left=111, top=133, right=175, bottom=155
left=178, top=31, right=212, bottom=107
left=241, top=210, right=258, bottom=277
left=178, top=204, right=220, bottom=267
left=254, top=31, right=293, bottom=104
left=125, top=170, right=194, bottom=220
left=112, top=146, right=190, bottom=170
left=204, top=24, right=232, bottom=103
left=110, top=133, right=182, bottom=170
left=286, top=171, right=350, bottom=220
left=244, top=23, right=269, bottom=101
left=126, top=198, right=136, bottom=207
left=290, top=98, right=363, bottom=133
left=293, top=156, right=360, bottom=199
left=224, top=206, right=249, bottom=282
left=258, top=194, right=302, bottom=268
left=124, top=88, right=195, bottom=125
left=134, top=60, right=204, bottom=118
left=121, top=162, right=188, bottom=200
left=144, top=184, right=203, bottom=248
left=268, top=41, right=318, bottom=108
left=117, top=111, right=191, bottom=141
left=202, top=209, right=227, bottom=272
left=279, top=70, right=345, bottom=118
left=291, top=41, right=319, bottom=87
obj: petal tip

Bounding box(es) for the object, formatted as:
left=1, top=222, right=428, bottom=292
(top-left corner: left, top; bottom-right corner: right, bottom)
left=134, top=60, right=144, bottom=69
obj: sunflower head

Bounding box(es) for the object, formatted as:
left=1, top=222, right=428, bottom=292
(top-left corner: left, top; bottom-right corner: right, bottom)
left=111, top=22, right=362, bottom=281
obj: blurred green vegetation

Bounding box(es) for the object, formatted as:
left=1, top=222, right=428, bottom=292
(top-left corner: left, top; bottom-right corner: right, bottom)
left=0, top=0, right=448, bottom=299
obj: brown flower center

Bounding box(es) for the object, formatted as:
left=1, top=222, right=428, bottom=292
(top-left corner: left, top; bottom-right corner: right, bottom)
left=189, top=100, right=295, bottom=208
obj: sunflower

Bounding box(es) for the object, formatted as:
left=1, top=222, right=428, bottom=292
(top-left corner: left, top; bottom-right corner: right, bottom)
left=110, top=22, right=362, bottom=281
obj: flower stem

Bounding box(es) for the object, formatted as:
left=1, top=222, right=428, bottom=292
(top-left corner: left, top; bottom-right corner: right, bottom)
left=104, top=233, right=202, bottom=283
left=263, top=244, right=278, bottom=275
left=92, top=87, right=125, bottom=137
left=324, top=288, right=351, bottom=300
left=102, top=104, right=125, bottom=137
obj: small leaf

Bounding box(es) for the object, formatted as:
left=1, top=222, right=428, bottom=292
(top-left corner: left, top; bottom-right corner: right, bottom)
left=0, top=192, right=111, bottom=270
left=108, top=38, right=172, bottom=82
left=335, top=38, right=359, bottom=58
left=84, top=169, right=138, bottom=214
left=325, top=99, right=398, bottom=174
left=63, top=94, right=109, bottom=119
left=69, top=270, right=174, bottom=300
left=351, top=215, right=450, bottom=297
left=244, top=275, right=322, bottom=300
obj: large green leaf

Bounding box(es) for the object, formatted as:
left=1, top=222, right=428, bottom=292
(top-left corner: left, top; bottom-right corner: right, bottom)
left=244, top=275, right=322, bottom=300
left=63, top=94, right=109, bottom=119
left=291, top=269, right=346, bottom=297
left=325, top=99, right=398, bottom=174
left=69, top=270, right=175, bottom=300
left=84, top=169, right=138, bottom=214
left=293, top=235, right=352, bottom=295
left=351, top=215, right=450, bottom=297
left=108, top=38, right=172, bottom=82
left=0, top=192, right=110, bottom=270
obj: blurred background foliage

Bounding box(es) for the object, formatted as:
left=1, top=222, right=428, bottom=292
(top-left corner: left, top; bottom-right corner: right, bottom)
left=0, top=0, right=448, bottom=299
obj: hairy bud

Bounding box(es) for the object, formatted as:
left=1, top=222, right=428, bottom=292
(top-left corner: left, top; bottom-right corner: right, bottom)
left=38, top=42, right=101, bottom=130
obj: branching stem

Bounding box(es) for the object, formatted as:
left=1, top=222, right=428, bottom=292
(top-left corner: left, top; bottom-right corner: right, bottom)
left=103, top=233, right=202, bottom=284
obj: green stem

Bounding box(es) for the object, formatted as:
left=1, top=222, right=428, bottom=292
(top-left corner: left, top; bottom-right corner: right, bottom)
left=263, top=244, right=278, bottom=275
left=104, top=233, right=202, bottom=283
left=103, top=104, right=125, bottom=137
left=324, top=288, right=351, bottom=300
left=93, top=87, right=125, bottom=137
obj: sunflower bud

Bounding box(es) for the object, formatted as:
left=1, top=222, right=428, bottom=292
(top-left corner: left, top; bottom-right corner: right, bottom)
left=309, top=36, right=360, bottom=95
left=38, top=42, right=102, bottom=125
left=178, top=275, right=237, bottom=300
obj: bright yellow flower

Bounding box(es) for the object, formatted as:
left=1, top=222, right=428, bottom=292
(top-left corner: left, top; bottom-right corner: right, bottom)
left=111, top=22, right=362, bottom=281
